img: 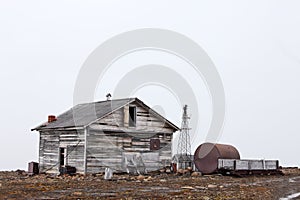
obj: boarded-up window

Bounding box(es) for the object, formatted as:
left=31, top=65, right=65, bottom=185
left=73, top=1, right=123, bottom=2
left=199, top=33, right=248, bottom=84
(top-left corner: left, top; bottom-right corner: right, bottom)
left=150, top=139, right=160, bottom=150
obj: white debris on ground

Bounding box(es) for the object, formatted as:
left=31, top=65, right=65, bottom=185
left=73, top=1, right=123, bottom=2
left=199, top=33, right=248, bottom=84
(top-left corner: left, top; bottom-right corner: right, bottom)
left=279, top=192, right=300, bottom=200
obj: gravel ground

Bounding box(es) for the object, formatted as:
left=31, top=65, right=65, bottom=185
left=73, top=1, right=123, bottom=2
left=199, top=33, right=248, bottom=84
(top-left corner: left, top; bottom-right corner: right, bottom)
left=0, top=168, right=299, bottom=200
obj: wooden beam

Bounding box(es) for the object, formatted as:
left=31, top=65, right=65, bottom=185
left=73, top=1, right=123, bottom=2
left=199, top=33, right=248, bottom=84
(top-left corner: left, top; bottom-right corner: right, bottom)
left=83, top=127, right=88, bottom=174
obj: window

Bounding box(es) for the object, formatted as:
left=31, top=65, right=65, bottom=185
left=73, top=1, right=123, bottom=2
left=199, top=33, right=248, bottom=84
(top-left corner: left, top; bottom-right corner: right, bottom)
left=59, top=147, right=66, bottom=166
left=129, top=106, right=136, bottom=127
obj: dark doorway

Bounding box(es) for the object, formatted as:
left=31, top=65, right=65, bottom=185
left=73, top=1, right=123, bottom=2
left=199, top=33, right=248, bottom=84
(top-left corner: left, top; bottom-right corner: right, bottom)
left=59, top=147, right=66, bottom=166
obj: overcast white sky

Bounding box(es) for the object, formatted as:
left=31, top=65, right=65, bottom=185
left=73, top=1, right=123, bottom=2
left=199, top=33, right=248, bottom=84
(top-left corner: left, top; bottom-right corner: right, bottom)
left=0, top=0, right=300, bottom=170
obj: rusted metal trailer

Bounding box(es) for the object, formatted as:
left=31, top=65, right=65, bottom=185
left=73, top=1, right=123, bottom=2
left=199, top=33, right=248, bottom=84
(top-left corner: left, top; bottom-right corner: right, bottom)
left=218, top=159, right=282, bottom=176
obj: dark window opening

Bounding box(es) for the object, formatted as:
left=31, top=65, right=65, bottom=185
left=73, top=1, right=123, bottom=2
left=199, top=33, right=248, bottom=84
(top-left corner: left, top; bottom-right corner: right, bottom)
left=150, top=139, right=160, bottom=150
left=129, top=106, right=136, bottom=127
left=59, top=147, right=66, bottom=166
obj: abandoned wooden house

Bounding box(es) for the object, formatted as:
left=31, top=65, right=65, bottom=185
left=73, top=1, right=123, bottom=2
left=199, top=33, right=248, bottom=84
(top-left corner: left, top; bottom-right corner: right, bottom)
left=32, top=98, right=179, bottom=174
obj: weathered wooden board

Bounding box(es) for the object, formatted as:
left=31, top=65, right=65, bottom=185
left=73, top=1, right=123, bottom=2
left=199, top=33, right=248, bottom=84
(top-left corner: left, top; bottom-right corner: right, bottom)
left=218, top=159, right=235, bottom=170
left=218, top=159, right=279, bottom=171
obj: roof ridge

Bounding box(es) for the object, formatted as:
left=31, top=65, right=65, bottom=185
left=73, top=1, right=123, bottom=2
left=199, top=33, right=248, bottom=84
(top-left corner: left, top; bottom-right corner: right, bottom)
left=94, top=97, right=135, bottom=104
left=75, top=97, right=136, bottom=106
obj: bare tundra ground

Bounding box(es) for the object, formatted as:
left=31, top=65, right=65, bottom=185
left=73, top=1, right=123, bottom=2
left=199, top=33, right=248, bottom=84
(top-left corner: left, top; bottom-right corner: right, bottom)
left=0, top=168, right=299, bottom=200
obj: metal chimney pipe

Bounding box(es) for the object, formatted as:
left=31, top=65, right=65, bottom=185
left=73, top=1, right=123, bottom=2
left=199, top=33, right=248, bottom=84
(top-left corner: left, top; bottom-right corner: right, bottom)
left=106, top=93, right=112, bottom=100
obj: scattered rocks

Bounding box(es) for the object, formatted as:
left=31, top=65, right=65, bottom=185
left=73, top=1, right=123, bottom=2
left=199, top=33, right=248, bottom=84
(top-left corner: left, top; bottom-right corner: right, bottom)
left=16, top=169, right=26, bottom=175
left=208, top=184, right=218, bottom=189
left=195, top=186, right=207, bottom=190
left=177, top=168, right=198, bottom=176
left=96, top=173, right=103, bottom=177
left=46, top=175, right=55, bottom=179
left=191, top=172, right=201, bottom=177
left=181, top=186, right=195, bottom=190
left=282, top=167, right=300, bottom=175
left=240, top=184, right=248, bottom=187
left=72, top=191, right=82, bottom=196
left=0, top=170, right=298, bottom=199
left=137, top=175, right=145, bottom=181
left=159, top=167, right=172, bottom=174
left=177, top=169, right=184, bottom=174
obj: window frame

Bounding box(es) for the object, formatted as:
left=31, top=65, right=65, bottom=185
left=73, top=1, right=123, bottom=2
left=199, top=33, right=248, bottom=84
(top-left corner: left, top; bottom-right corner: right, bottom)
left=129, top=106, right=137, bottom=127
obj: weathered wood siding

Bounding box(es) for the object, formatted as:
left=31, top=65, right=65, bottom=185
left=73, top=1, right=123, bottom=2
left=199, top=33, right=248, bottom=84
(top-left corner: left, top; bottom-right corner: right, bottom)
left=60, top=129, right=85, bottom=173
left=39, top=129, right=84, bottom=174
left=39, top=100, right=177, bottom=174
left=39, top=131, right=59, bottom=174
left=86, top=101, right=174, bottom=173
left=95, top=101, right=175, bottom=134
left=218, top=159, right=279, bottom=171
left=86, top=128, right=122, bottom=173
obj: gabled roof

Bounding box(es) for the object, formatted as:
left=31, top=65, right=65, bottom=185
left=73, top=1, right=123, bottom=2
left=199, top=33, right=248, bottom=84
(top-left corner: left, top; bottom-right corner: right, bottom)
left=32, top=98, right=179, bottom=131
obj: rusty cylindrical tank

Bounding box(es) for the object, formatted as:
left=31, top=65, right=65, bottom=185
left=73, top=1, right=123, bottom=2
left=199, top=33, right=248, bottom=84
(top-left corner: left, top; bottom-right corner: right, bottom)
left=194, top=143, right=240, bottom=174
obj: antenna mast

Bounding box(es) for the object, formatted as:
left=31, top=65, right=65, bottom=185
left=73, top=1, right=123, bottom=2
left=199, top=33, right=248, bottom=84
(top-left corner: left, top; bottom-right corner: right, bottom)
left=177, top=105, right=191, bottom=156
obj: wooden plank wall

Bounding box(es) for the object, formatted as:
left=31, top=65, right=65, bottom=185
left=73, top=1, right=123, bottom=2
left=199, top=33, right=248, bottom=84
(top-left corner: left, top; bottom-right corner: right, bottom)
left=60, top=129, right=85, bottom=173
left=86, top=101, right=175, bottom=173
left=86, top=129, right=122, bottom=173
left=39, top=131, right=59, bottom=174
left=39, top=129, right=84, bottom=174
left=95, top=102, right=175, bottom=134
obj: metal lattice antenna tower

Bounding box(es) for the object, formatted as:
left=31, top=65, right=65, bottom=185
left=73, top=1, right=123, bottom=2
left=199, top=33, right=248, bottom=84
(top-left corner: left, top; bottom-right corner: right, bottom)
left=177, top=105, right=191, bottom=156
